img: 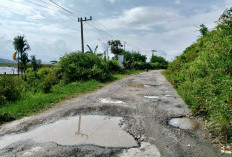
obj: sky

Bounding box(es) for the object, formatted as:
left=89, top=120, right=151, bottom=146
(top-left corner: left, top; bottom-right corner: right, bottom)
left=0, top=0, right=231, bottom=63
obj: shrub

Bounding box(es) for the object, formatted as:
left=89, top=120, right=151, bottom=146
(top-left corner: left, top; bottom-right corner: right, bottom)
left=106, top=60, right=122, bottom=73
left=0, top=75, right=21, bottom=105
left=24, top=68, right=40, bottom=92
left=25, top=67, right=61, bottom=93
left=59, top=52, right=112, bottom=82
left=41, top=72, right=57, bottom=93
left=150, top=56, right=168, bottom=69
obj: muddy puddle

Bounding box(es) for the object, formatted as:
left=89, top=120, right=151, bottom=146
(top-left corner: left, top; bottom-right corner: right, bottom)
left=168, top=118, right=201, bottom=130
left=0, top=115, right=138, bottom=149
left=99, top=98, right=125, bottom=104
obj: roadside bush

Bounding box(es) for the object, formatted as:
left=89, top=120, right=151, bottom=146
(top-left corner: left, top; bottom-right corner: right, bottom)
left=150, top=56, right=168, bottom=69
left=130, top=61, right=146, bottom=70
left=25, top=67, right=61, bottom=93
left=41, top=72, right=57, bottom=93
left=25, top=68, right=40, bottom=92
left=0, top=75, right=21, bottom=105
left=59, top=52, right=112, bottom=83
left=0, top=112, right=15, bottom=124
left=106, top=60, right=122, bottom=73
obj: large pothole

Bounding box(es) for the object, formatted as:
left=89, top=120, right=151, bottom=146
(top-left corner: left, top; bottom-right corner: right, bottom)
left=168, top=118, right=201, bottom=131
left=0, top=115, right=138, bottom=149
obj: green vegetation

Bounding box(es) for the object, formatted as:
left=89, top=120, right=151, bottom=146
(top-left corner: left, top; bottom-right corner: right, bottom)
left=124, top=51, right=168, bottom=70
left=0, top=75, right=22, bottom=105
left=108, top=40, right=123, bottom=56
left=0, top=33, right=169, bottom=125
left=164, top=8, right=232, bottom=144
left=0, top=71, right=141, bottom=124
left=0, top=50, right=143, bottom=124
left=150, top=55, right=168, bottom=69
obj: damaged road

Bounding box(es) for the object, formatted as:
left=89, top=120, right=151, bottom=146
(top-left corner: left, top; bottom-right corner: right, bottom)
left=0, top=70, right=228, bottom=157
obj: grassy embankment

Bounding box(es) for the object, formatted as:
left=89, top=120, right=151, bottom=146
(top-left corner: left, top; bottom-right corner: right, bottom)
left=0, top=70, right=143, bottom=123
left=164, top=10, right=232, bottom=144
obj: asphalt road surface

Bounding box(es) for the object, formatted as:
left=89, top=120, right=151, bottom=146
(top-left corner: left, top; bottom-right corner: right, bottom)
left=0, top=70, right=228, bottom=157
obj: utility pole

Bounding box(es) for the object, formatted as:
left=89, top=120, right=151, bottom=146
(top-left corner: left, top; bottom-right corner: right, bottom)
left=17, top=52, right=19, bottom=77
left=78, top=16, right=92, bottom=53
left=124, top=42, right=126, bottom=63
left=151, top=50, right=157, bottom=56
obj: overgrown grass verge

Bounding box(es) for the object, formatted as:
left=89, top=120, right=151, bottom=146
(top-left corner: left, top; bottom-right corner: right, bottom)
left=164, top=8, right=232, bottom=145
left=0, top=70, right=142, bottom=124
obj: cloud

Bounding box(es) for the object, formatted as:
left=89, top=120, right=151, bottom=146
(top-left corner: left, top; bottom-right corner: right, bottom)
left=97, top=4, right=225, bottom=60
left=107, top=0, right=117, bottom=4
left=100, top=6, right=181, bottom=30
left=174, top=0, right=181, bottom=5
left=225, top=0, right=232, bottom=8
left=27, top=14, right=45, bottom=21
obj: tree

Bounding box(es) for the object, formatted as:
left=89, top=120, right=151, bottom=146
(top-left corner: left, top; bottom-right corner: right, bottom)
left=199, top=24, right=208, bottom=36
left=150, top=55, right=168, bottom=69
left=150, top=55, right=168, bottom=64
left=31, top=55, right=41, bottom=71
left=107, top=40, right=123, bottom=56
left=13, top=35, right=30, bottom=75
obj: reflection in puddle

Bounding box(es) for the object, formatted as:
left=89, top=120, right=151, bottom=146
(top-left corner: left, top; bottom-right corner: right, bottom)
left=0, top=115, right=138, bottom=149
left=168, top=118, right=201, bottom=130
left=144, top=96, right=159, bottom=99
left=75, top=115, right=88, bottom=139
left=99, top=98, right=125, bottom=104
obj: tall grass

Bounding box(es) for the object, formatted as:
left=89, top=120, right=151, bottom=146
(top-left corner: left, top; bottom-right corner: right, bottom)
left=164, top=10, right=232, bottom=144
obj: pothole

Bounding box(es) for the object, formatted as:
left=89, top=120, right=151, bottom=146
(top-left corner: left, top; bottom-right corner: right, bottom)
left=168, top=118, right=201, bottom=131
left=144, top=84, right=159, bottom=87
left=175, top=105, right=183, bottom=108
left=126, top=83, right=144, bottom=88
left=144, top=96, right=159, bottom=99
left=119, top=142, right=161, bottom=157
left=0, top=115, right=138, bottom=149
left=99, top=98, right=125, bottom=104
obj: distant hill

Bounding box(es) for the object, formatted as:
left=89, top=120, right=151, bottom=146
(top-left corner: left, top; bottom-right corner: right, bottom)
left=0, top=58, right=16, bottom=64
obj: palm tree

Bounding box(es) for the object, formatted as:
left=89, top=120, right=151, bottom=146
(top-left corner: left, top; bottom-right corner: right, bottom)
left=13, top=35, right=30, bottom=76
left=86, top=45, right=98, bottom=54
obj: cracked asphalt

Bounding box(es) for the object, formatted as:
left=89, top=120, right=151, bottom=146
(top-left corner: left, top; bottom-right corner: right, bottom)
left=0, top=70, right=228, bottom=157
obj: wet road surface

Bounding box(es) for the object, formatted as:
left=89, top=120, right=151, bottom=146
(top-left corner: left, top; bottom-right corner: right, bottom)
left=0, top=70, right=228, bottom=157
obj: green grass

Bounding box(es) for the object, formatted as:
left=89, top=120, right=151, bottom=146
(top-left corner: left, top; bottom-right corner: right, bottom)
left=164, top=10, right=232, bottom=144
left=0, top=70, right=142, bottom=123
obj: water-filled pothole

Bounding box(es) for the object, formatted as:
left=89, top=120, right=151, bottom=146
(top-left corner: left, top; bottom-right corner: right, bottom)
left=0, top=115, right=138, bottom=149
left=144, top=96, right=159, bottom=99
left=99, top=98, right=125, bottom=104
left=168, top=118, right=201, bottom=131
